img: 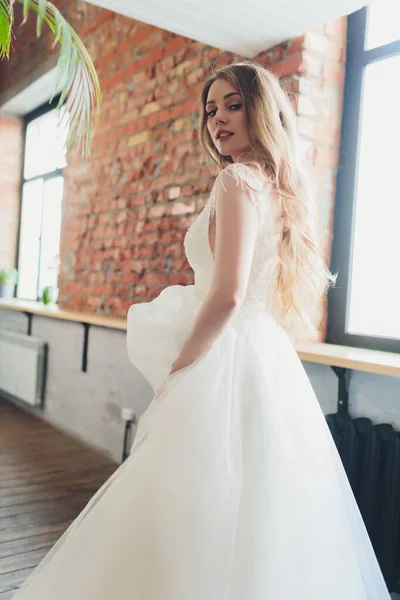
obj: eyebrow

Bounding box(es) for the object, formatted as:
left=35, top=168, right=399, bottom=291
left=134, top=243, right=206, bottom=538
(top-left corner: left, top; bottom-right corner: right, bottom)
left=205, top=92, right=241, bottom=106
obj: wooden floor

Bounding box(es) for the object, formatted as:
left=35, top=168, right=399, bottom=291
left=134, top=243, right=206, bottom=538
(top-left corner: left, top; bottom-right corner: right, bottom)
left=0, top=398, right=118, bottom=599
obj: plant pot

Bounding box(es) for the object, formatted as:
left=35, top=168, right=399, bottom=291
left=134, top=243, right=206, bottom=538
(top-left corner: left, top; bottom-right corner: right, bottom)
left=0, top=283, right=16, bottom=299
left=42, top=286, right=59, bottom=305
left=48, top=287, right=59, bottom=304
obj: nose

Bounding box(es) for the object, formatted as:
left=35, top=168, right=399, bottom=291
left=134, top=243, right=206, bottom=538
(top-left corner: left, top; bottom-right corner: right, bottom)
left=214, top=106, right=227, bottom=125
left=214, top=108, right=227, bottom=126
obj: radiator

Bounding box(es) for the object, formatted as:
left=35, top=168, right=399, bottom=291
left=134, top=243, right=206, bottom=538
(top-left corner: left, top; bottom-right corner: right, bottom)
left=327, top=413, right=400, bottom=594
left=0, top=329, right=47, bottom=406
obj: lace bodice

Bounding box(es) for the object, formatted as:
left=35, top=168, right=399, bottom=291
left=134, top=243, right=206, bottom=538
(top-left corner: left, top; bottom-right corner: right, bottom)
left=183, top=163, right=280, bottom=315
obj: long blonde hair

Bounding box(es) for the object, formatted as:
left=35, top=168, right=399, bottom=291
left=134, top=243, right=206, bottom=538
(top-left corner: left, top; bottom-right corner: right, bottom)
left=198, top=61, right=336, bottom=339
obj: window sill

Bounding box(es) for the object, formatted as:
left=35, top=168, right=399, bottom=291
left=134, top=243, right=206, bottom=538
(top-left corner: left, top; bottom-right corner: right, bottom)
left=0, top=298, right=127, bottom=331
left=2, top=299, right=399, bottom=376
left=296, top=341, right=400, bottom=378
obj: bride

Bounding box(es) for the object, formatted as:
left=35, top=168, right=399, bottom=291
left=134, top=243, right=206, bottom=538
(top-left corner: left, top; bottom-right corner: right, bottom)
left=11, top=61, right=391, bottom=599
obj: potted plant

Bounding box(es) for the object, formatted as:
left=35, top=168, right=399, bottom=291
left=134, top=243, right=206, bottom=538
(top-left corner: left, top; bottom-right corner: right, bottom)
left=41, top=255, right=60, bottom=305
left=42, top=284, right=59, bottom=305
left=0, top=1, right=100, bottom=156
left=0, top=268, right=18, bottom=299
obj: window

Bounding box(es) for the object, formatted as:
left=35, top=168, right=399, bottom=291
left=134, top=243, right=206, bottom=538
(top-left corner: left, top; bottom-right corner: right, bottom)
left=16, top=98, right=68, bottom=301
left=328, top=2, right=400, bottom=352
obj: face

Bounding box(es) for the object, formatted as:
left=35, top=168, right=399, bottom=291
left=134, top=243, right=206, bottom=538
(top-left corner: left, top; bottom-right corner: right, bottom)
left=205, top=78, right=252, bottom=163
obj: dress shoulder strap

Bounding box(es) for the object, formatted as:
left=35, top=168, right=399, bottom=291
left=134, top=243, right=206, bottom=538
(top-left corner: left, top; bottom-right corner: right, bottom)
left=209, top=162, right=268, bottom=220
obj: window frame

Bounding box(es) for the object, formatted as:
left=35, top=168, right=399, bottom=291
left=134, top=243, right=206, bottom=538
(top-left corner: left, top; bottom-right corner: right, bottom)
left=327, top=6, right=400, bottom=353
left=16, top=95, right=64, bottom=302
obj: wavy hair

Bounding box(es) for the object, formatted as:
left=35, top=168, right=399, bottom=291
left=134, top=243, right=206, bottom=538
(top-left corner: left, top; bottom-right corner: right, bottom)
left=198, top=61, right=336, bottom=339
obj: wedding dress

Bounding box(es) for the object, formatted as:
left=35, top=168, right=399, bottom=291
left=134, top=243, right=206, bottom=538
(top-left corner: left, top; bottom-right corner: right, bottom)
left=11, top=163, right=391, bottom=599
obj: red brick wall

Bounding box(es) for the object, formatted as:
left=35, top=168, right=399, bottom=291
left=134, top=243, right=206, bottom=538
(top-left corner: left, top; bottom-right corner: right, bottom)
left=0, top=115, right=23, bottom=269
left=0, top=2, right=346, bottom=339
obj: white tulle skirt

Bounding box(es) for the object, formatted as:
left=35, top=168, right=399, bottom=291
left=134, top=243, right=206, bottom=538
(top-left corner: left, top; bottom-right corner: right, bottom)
left=11, top=284, right=391, bottom=599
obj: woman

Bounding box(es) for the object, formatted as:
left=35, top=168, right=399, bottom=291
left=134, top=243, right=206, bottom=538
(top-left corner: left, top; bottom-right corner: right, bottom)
left=12, top=61, right=391, bottom=599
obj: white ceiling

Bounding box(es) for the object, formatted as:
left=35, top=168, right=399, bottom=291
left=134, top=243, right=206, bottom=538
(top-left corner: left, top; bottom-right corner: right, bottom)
left=0, top=0, right=370, bottom=116
left=86, top=0, right=370, bottom=57
left=1, top=67, right=61, bottom=115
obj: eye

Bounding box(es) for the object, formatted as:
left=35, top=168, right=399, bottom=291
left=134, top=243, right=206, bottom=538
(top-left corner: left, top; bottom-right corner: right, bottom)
left=206, top=103, right=242, bottom=117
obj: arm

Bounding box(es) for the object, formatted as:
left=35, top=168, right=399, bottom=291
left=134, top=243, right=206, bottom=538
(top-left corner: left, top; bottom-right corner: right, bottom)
left=170, top=169, right=260, bottom=374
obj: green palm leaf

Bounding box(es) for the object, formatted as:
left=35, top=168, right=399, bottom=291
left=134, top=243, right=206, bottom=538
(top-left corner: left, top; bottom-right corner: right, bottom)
left=0, top=0, right=100, bottom=157
left=0, top=0, right=12, bottom=58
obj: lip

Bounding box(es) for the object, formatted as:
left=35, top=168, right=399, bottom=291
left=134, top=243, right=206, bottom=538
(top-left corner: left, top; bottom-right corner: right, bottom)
left=216, top=131, right=234, bottom=142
